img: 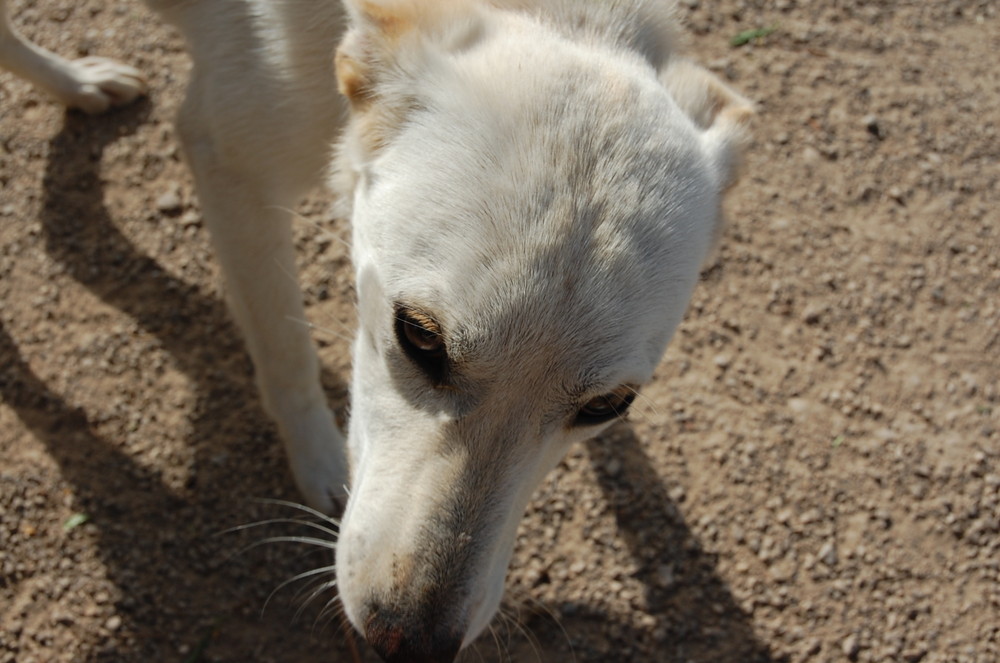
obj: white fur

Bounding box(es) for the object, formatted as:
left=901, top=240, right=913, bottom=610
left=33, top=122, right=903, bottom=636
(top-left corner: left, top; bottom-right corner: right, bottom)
left=1, top=1, right=750, bottom=659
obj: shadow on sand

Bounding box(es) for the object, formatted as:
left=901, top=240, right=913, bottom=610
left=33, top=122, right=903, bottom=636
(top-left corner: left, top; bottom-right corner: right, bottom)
left=1, top=104, right=354, bottom=662
left=2, top=106, right=773, bottom=662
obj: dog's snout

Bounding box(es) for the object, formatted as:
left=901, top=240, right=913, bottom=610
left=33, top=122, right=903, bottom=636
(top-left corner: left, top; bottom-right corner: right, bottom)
left=365, top=607, right=462, bottom=663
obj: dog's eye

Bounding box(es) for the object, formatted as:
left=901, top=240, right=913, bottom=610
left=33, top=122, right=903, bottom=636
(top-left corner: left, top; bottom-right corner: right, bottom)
left=575, top=387, right=636, bottom=426
left=401, top=317, right=443, bottom=353
left=394, top=305, right=448, bottom=381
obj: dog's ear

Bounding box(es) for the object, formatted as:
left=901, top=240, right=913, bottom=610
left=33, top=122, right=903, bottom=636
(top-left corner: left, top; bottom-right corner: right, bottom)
left=660, top=59, right=755, bottom=190
left=336, top=0, right=484, bottom=110
left=333, top=0, right=486, bottom=198
left=332, top=1, right=487, bottom=209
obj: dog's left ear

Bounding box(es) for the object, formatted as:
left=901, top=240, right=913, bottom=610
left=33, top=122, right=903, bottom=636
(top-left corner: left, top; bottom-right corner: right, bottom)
left=335, top=0, right=484, bottom=115
left=660, top=59, right=755, bottom=190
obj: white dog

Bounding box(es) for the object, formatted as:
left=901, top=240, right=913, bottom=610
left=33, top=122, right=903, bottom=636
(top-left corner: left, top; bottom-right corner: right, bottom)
left=2, top=0, right=751, bottom=660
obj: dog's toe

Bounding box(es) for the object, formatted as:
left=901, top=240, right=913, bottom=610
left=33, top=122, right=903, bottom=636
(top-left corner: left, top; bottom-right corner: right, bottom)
left=61, top=57, right=147, bottom=113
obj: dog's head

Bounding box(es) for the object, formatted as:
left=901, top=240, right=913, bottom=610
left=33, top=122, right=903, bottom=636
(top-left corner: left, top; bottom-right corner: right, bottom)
left=331, top=1, right=751, bottom=660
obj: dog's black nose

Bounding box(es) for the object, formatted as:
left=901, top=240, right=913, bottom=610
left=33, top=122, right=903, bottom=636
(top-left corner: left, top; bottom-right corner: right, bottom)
left=365, top=608, right=462, bottom=663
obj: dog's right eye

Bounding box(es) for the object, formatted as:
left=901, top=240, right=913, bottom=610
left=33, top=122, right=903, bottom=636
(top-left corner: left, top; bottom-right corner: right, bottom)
left=394, top=305, right=448, bottom=382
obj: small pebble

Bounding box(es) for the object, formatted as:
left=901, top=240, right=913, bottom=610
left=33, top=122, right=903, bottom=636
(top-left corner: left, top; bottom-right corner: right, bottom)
left=156, top=188, right=183, bottom=213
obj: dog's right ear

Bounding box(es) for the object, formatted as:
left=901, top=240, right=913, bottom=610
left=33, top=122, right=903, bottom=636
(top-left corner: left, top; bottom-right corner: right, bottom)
left=659, top=59, right=755, bottom=191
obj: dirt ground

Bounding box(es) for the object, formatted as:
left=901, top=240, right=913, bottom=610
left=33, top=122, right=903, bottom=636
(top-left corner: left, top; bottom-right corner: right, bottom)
left=1, top=1, right=998, bottom=662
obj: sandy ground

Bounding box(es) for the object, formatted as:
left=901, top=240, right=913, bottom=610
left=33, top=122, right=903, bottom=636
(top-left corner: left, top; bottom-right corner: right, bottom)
left=1, top=1, right=998, bottom=662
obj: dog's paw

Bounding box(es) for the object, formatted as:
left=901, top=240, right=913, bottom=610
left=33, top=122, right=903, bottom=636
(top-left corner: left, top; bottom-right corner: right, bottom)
left=57, top=57, right=147, bottom=113
left=293, top=458, right=350, bottom=518
left=283, top=406, right=351, bottom=517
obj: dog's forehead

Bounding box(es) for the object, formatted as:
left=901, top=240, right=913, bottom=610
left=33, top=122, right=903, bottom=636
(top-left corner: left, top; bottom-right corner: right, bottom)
left=355, top=31, right=717, bottom=384
left=365, top=71, right=713, bottom=263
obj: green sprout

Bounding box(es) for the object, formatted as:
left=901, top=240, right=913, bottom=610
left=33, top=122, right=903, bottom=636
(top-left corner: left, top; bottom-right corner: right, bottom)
left=63, top=513, right=90, bottom=531
left=731, top=25, right=778, bottom=47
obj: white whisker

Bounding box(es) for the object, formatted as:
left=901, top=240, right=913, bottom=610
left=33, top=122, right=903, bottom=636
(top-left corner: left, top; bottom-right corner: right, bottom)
left=270, top=261, right=355, bottom=343
left=504, top=608, right=543, bottom=663
left=252, top=497, right=342, bottom=526
left=315, top=595, right=345, bottom=628
left=286, top=315, right=354, bottom=344
left=624, top=384, right=662, bottom=420
left=266, top=204, right=352, bottom=251
left=294, top=578, right=339, bottom=622
left=487, top=622, right=505, bottom=662
left=497, top=607, right=516, bottom=650
left=464, top=636, right=487, bottom=663
left=237, top=535, right=338, bottom=558
left=262, top=565, right=337, bottom=616
left=220, top=517, right=339, bottom=539
left=520, top=594, right=577, bottom=663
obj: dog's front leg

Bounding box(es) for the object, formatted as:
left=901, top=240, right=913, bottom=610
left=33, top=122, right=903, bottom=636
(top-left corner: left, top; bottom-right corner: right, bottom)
left=0, top=0, right=145, bottom=112
left=177, top=125, right=349, bottom=515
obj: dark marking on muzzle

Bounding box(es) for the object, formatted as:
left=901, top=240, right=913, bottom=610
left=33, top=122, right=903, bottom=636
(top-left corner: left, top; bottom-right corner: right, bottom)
left=365, top=606, right=463, bottom=663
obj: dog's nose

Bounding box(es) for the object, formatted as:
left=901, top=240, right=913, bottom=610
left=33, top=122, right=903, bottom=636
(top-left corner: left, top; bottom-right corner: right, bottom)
left=365, top=608, right=462, bottom=663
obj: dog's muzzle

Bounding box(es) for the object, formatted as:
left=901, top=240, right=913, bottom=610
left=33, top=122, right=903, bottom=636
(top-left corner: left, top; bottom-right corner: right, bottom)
left=365, top=605, right=463, bottom=663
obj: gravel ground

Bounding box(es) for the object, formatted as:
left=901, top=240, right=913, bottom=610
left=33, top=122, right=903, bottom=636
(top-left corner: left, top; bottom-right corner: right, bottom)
left=1, top=1, right=998, bottom=662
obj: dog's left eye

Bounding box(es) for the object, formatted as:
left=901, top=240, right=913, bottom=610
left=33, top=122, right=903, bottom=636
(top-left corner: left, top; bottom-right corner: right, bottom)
left=575, top=387, right=636, bottom=426
left=394, top=304, right=448, bottom=381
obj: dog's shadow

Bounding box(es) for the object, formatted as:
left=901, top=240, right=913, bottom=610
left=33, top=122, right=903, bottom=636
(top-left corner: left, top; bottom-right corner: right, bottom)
left=586, top=427, right=774, bottom=662
left=491, top=426, right=776, bottom=663
left=0, top=104, right=357, bottom=661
